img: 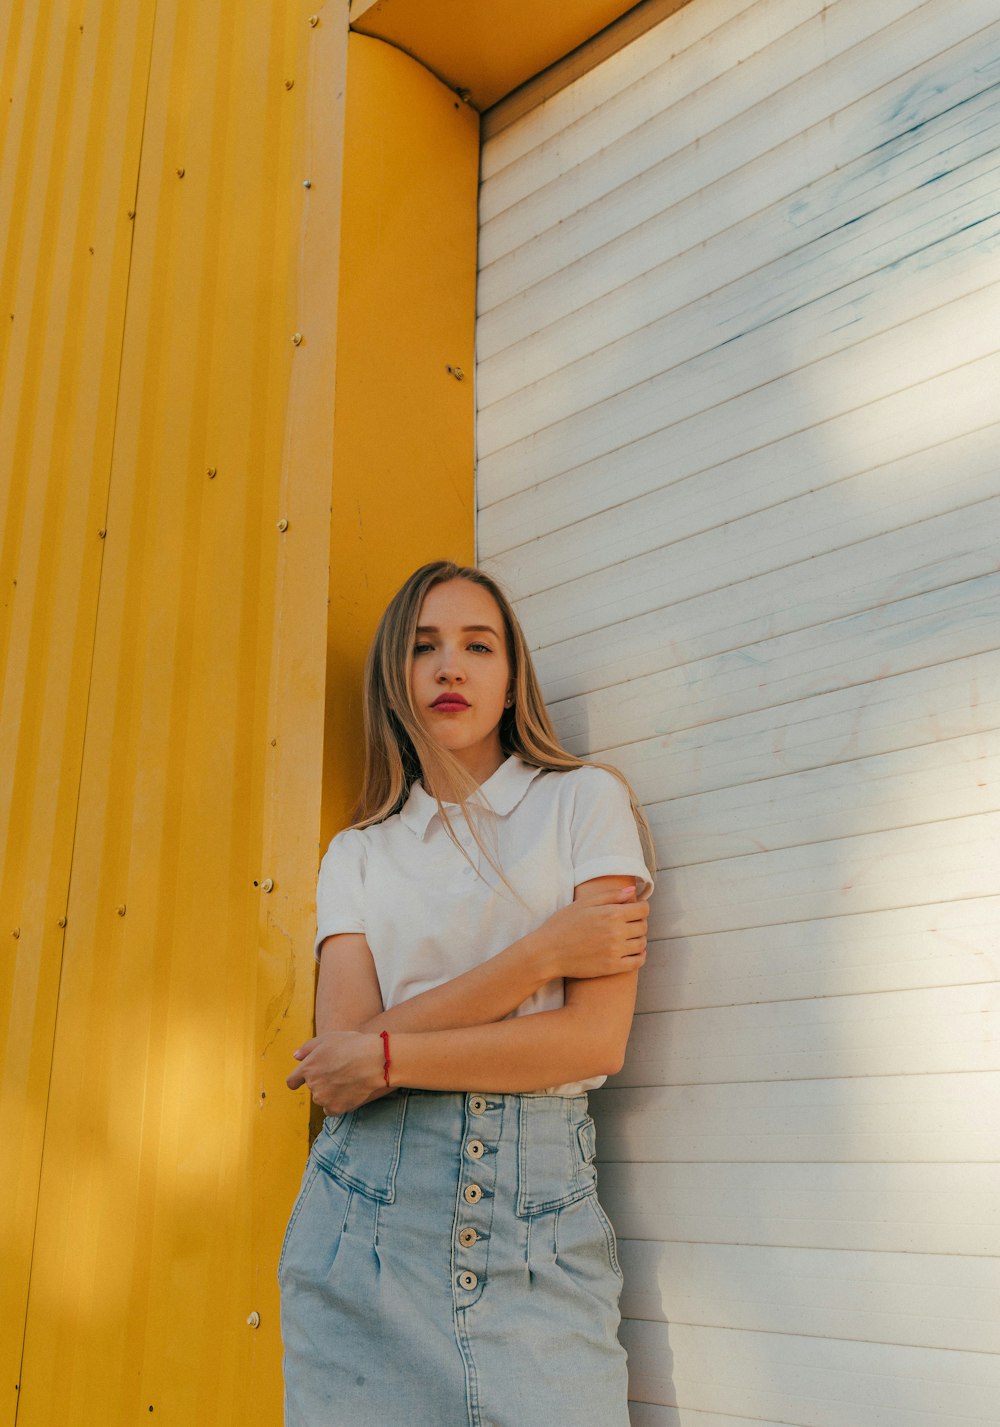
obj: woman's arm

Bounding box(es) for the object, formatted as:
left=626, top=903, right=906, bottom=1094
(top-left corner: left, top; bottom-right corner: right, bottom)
left=387, top=953, right=639, bottom=1090
left=314, top=880, right=647, bottom=1036
left=290, top=876, right=644, bottom=1110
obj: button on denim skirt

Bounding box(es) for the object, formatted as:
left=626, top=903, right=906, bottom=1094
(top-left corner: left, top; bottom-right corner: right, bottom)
left=278, top=1089, right=629, bottom=1427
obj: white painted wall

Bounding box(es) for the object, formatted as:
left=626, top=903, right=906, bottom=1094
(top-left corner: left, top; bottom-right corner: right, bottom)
left=476, top=1, right=1000, bottom=1422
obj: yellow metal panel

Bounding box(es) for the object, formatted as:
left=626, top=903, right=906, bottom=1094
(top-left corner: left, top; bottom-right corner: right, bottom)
left=0, top=1, right=157, bottom=1416
left=1, top=1, right=347, bottom=1423
left=350, top=0, right=646, bottom=109
left=323, top=32, right=477, bottom=827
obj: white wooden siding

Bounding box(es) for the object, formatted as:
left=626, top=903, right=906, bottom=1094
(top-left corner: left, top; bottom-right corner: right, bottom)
left=477, top=0, right=1000, bottom=1422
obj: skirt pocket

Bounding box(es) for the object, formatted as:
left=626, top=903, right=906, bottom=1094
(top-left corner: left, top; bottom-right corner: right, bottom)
left=277, top=1159, right=322, bottom=1281
left=585, top=1192, right=624, bottom=1283
left=554, top=1190, right=625, bottom=1295
left=312, top=1093, right=408, bottom=1203
left=516, top=1096, right=598, bottom=1216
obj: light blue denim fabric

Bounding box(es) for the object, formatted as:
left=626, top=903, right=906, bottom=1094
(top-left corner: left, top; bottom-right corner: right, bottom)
left=279, top=1090, right=629, bottom=1427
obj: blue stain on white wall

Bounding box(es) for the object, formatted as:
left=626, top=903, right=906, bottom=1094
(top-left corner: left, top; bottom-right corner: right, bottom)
left=712, top=32, right=1000, bottom=350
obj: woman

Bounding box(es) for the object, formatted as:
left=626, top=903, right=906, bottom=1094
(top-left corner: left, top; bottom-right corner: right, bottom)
left=281, top=560, right=655, bottom=1427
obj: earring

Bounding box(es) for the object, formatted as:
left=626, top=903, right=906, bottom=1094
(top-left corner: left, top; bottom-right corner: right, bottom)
left=505, top=694, right=514, bottom=707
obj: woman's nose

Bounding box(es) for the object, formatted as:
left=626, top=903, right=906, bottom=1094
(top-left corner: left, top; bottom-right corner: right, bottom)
left=435, top=652, right=464, bottom=682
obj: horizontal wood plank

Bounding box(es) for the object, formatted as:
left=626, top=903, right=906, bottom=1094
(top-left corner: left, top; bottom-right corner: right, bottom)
left=644, top=735, right=1000, bottom=867
left=480, top=4, right=998, bottom=300
left=482, top=46, right=1000, bottom=395
left=480, top=143, right=1000, bottom=441
left=479, top=266, right=1000, bottom=506
left=593, top=1074, right=1000, bottom=1163
left=614, top=1238, right=1000, bottom=1353
left=621, top=980, right=1000, bottom=1083
left=480, top=0, right=817, bottom=199
left=622, top=1319, right=1000, bottom=1422
left=482, top=30, right=999, bottom=373
left=481, top=350, right=1000, bottom=563
left=550, top=574, right=1000, bottom=756
left=597, top=650, right=1000, bottom=806
left=628, top=1407, right=789, bottom=1427
left=634, top=897, right=1000, bottom=1010
left=600, top=1161, right=1000, bottom=1254
left=485, top=420, right=1000, bottom=603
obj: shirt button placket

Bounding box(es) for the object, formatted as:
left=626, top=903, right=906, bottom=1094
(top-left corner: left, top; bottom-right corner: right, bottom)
left=454, top=1094, right=499, bottom=1306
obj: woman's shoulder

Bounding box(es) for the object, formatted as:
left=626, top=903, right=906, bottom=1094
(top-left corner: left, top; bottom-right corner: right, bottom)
left=322, top=805, right=408, bottom=862
left=538, top=760, right=626, bottom=799
left=321, top=823, right=370, bottom=868
left=523, top=760, right=632, bottom=823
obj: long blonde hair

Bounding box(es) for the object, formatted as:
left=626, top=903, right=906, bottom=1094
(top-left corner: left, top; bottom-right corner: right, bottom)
left=350, top=560, right=656, bottom=879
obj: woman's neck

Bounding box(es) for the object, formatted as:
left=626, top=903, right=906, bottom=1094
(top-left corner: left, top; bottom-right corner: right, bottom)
left=423, top=745, right=508, bottom=802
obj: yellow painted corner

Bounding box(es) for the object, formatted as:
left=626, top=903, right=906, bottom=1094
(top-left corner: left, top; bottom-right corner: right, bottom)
left=350, top=0, right=643, bottom=108
left=323, top=34, right=478, bottom=835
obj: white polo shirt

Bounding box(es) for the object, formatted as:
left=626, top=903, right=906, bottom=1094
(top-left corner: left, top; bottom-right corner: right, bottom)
left=314, top=755, right=655, bottom=1095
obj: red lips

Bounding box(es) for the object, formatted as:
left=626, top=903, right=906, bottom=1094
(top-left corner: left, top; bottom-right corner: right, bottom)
left=431, top=693, right=470, bottom=709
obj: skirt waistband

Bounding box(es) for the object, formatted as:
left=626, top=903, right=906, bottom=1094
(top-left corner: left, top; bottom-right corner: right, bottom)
left=314, top=1088, right=598, bottom=1216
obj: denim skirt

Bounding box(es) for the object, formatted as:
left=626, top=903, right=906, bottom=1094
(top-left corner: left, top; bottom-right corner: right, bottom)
left=278, top=1089, right=629, bottom=1427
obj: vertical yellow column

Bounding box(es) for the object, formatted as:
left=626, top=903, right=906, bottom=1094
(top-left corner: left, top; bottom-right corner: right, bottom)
left=323, top=33, right=479, bottom=831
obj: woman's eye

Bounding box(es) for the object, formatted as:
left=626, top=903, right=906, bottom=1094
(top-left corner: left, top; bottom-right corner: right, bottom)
left=469, top=642, right=491, bottom=653
left=413, top=643, right=433, bottom=654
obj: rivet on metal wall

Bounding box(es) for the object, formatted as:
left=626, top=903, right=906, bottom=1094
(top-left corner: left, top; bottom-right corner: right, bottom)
left=176, top=168, right=185, bottom=178
left=57, top=917, right=67, bottom=928
left=269, top=738, right=277, bottom=747
left=98, top=528, right=107, bottom=539
left=116, top=904, right=127, bottom=917
left=260, top=879, right=274, bottom=894
left=446, top=365, right=465, bottom=381
left=277, top=519, right=289, bottom=533
left=308, top=15, right=319, bottom=27
left=127, top=210, right=135, bottom=220
left=247, top=1312, right=261, bottom=1328
left=303, top=179, right=312, bottom=189
left=291, top=332, right=303, bottom=346
left=284, top=79, right=295, bottom=90
left=12, top=928, right=19, bottom=939
left=207, top=467, right=217, bottom=479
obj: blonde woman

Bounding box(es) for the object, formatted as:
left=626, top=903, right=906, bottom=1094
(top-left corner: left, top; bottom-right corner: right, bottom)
left=280, top=561, right=655, bottom=1427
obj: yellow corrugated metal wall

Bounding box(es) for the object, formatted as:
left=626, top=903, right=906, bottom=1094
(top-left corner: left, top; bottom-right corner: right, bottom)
left=0, top=1, right=479, bottom=1421
left=0, top=2, right=151, bottom=1410
left=0, top=0, right=347, bottom=1420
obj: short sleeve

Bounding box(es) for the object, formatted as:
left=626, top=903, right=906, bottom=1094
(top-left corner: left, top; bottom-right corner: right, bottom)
left=569, top=767, right=655, bottom=900
left=314, top=828, right=367, bottom=960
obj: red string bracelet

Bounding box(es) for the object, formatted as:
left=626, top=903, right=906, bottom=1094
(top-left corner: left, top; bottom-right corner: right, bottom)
left=380, top=1030, right=391, bottom=1088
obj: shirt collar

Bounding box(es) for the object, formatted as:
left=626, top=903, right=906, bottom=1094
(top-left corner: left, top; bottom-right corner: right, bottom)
left=399, top=755, right=544, bottom=839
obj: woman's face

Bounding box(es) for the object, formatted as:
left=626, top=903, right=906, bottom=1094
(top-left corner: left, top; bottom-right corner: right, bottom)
left=410, top=578, right=512, bottom=781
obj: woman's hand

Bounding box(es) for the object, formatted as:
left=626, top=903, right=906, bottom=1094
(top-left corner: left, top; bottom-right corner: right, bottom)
left=529, top=884, right=648, bottom=981
left=286, top=1029, right=385, bottom=1114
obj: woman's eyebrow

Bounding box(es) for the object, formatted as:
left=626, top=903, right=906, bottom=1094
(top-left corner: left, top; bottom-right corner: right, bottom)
left=416, top=624, right=500, bottom=637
